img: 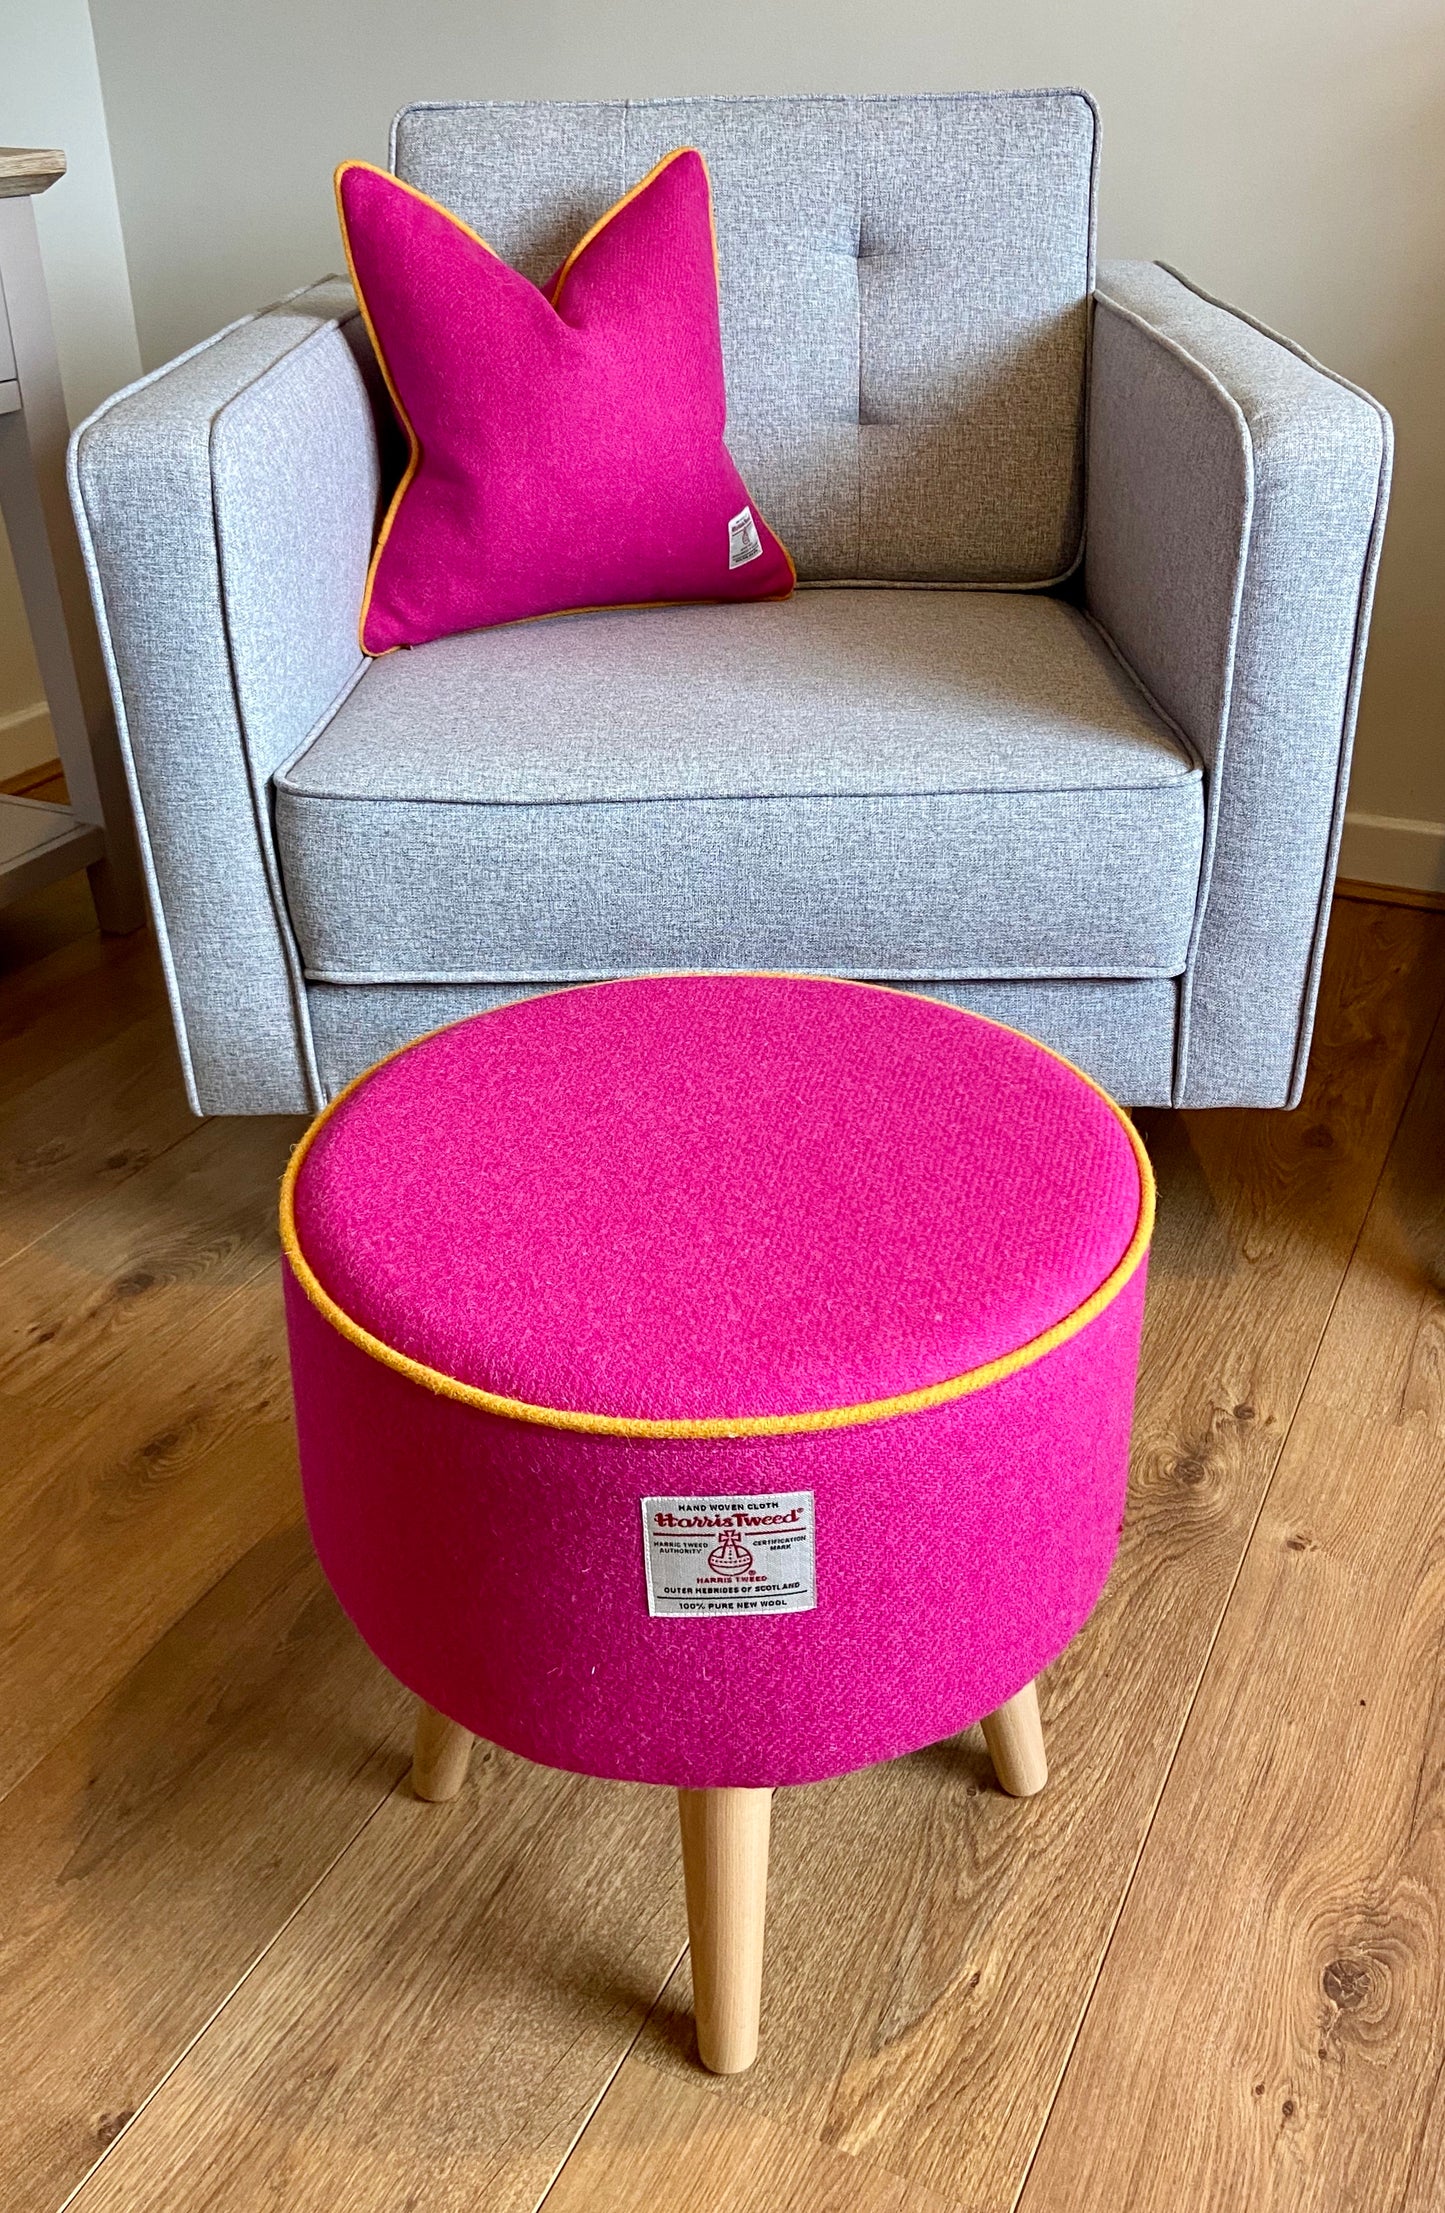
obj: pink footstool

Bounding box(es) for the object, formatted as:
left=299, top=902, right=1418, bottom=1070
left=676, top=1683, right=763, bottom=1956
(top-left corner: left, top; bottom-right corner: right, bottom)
left=281, top=975, right=1152, bottom=2072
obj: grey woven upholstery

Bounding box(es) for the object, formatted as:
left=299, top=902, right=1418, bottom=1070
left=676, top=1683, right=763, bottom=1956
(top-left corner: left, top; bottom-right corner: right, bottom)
left=69, top=94, right=1391, bottom=1115
left=393, top=94, right=1098, bottom=585
left=275, top=592, right=1201, bottom=985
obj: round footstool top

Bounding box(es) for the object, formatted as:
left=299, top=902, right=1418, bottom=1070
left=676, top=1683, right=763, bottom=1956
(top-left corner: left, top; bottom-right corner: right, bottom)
left=283, top=974, right=1151, bottom=1435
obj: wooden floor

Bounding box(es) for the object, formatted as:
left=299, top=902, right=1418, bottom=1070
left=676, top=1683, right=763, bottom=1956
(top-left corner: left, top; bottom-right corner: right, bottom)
left=2, top=874, right=1443, bottom=2213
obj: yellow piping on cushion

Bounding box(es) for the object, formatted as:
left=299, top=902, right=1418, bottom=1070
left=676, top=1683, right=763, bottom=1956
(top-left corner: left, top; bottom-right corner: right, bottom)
left=547, top=146, right=718, bottom=307
left=279, top=975, right=1155, bottom=1441
left=333, top=162, right=506, bottom=659
left=333, top=149, right=796, bottom=659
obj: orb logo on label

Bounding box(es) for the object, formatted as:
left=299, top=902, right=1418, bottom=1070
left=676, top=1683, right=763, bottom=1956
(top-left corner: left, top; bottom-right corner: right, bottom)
left=706, top=1531, right=755, bottom=1577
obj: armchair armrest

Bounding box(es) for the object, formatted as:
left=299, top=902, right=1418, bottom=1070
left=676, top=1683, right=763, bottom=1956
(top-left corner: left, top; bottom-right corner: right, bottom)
left=1086, top=261, right=1391, bottom=1107
left=68, top=279, right=384, bottom=1113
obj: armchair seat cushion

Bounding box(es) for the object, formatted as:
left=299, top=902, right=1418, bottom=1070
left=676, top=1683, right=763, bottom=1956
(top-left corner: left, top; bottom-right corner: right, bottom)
left=273, top=588, right=1203, bottom=986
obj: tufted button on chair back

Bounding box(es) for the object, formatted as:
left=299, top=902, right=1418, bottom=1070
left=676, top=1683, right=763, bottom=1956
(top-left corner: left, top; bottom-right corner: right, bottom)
left=391, top=92, right=1099, bottom=586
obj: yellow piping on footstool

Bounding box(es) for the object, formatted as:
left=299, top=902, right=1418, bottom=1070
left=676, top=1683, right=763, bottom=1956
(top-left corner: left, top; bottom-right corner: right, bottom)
left=279, top=976, right=1155, bottom=1440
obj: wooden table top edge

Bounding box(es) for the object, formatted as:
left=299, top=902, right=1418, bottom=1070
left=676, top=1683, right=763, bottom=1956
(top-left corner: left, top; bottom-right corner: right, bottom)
left=0, top=148, right=67, bottom=199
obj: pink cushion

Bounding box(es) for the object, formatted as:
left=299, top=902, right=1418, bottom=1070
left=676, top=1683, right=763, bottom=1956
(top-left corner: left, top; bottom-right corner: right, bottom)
left=336, top=151, right=795, bottom=652
left=282, top=977, right=1153, bottom=1787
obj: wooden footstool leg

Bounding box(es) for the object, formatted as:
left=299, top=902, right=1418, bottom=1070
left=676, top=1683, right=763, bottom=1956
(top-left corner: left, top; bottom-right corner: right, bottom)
left=982, top=1678, right=1048, bottom=1797
left=677, top=1785, right=772, bottom=2074
left=411, top=1702, right=475, bottom=1801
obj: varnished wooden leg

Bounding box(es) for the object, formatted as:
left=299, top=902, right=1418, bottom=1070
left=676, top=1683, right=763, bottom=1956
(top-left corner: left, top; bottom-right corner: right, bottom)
left=411, top=1702, right=475, bottom=1801
left=677, top=1786, right=772, bottom=2074
left=981, top=1679, right=1048, bottom=1797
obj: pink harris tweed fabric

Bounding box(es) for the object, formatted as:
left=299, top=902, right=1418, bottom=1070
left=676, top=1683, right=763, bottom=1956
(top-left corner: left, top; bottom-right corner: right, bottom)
left=336, top=150, right=795, bottom=650
left=282, top=977, right=1153, bottom=1788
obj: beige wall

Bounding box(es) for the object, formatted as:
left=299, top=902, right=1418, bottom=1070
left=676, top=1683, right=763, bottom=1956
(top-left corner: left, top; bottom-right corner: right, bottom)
left=82, top=1, right=1445, bottom=877
left=0, top=0, right=142, bottom=778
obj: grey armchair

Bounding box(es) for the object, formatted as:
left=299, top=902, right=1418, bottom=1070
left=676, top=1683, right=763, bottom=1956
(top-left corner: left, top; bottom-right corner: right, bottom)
left=69, top=92, right=1391, bottom=1116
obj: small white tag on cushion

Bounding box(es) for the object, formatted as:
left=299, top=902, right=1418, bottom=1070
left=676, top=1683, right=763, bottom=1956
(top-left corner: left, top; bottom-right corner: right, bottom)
left=727, top=506, right=764, bottom=568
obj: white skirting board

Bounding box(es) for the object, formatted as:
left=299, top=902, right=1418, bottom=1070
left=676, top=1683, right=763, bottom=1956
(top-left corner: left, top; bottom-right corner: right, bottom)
left=1338, top=812, right=1445, bottom=895
left=0, top=697, right=53, bottom=782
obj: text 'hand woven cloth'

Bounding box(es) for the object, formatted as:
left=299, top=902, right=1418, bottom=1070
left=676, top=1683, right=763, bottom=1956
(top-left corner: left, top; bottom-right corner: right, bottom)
left=280, top=975, right=1153, bottom=1791
left=336, top=150, right=795, bottom=650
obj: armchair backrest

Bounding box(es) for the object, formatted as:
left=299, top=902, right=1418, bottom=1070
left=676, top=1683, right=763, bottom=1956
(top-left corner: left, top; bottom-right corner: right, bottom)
left=391, top=92, right=1098, bottom=586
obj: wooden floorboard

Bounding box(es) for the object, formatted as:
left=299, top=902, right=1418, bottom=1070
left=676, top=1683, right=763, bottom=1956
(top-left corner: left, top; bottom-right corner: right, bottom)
left=68, top=1754, right=692, bottom=2212
left=540, top=2063, right=970, bottom=2213
left=1335, top=877, right=1445, bottom=914
left=0, top=1113, right=304, bottom=1795
left=0, top=1004, right=195, bottom=1268
left=1018, top=995, right=1445, bottom=2209
left=42, top=899, right=1444, bottom=2212
left=0, top=920, right=164, bottom=1114
left=0, top=757, right=65, bottom=798
left=0, top=1528, right=412, bottom=2211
